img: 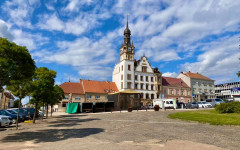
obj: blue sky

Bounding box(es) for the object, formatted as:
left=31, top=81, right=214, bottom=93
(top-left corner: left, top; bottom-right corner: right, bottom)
left=1, top=0, right=240, bottom=87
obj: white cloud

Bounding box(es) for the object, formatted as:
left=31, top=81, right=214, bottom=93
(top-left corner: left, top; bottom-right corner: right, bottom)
left=181, top=34, right=240, bottom=84
left=2, top=0, right=41, bottom=28
left=12, top=29, right=49, bottom=50
left=0, top=20, right=13, bottom=41
left=162, top=72, right=178, bottom=78
left=37, top=13, right=100, bottom=35
left=64, top=0, right=93, bottom=12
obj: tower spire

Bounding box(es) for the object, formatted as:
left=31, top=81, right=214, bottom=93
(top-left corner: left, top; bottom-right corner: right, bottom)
left=124, top=14, right=131, bottom=45
left=126, top=14, right=129, bottom=30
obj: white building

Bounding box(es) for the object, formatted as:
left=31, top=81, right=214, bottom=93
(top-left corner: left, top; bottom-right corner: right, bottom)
left=112, top=18, right=162, bottom=105
left=215, top=81, right=240, bottom=101
left=178, top=71, right=215, bottom=101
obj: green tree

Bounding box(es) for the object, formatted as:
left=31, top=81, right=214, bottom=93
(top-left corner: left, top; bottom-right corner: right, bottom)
left=31, top=67, right=56, bottom=123
left=0, top=37, right=35, bottom=129
left=0, top=37, right=35, bottom=89
left=49, top=85, right=64, bottom=117
left=13, top=99, right=22, bottom=108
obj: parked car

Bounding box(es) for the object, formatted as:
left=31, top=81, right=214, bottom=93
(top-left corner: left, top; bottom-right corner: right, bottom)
left=206, top=99, right=225, bottom=107
left=0, top=110, right=24, bottom=122
left=7, top=108, right=29, bottom=120
left=197, top=101, right=212, bottom=108
left=177, top=102, right=186, bottom=109
left=0, top=115, right=11, bottom=127
left=22, top=108, right=35, bottom=119
left=186, top=102, right=199, bottom=109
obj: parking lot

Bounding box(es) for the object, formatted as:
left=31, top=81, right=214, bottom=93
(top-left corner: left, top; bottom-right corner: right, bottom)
left=0, top=110, right=239, bottom=150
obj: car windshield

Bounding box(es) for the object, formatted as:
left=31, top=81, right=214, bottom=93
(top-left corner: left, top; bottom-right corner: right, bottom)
left=6, top=110, right=16, bottom=114
left=215, top=99, right=223, bottom=102
left=202, top=102, right=206, bottom=104
left=192, top=102, right=197, bottom=104
left=170, top=101, right=173, bottom=104
left=206, top=100, right=212, bottom=102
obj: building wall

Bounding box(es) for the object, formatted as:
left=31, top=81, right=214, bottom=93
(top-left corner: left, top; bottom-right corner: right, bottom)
left=162, top=86, right=191, bottom=103
left=113, top=60, right=135, bottom=91
left=85, top=93, right=108, bottom=102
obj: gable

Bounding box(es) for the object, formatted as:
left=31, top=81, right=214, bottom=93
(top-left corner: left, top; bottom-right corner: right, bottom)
left=135, top=56, right=153, bottom=73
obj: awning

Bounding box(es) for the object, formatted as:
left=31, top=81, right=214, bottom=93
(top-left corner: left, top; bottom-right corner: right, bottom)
left=109, top=89, right=141, bottom=95
left=66, top=103, right=79, bottom=114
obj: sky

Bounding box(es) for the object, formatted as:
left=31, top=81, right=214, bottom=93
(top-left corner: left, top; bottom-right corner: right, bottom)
left=0, top=0, right=240, bottom=88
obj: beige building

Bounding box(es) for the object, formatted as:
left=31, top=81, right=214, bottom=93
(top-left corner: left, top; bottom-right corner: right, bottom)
left=178, top=72, right=215, bottom=101
left=59, top=80, right=118, bottom=112
left=162, top=77, right=191, bottom=103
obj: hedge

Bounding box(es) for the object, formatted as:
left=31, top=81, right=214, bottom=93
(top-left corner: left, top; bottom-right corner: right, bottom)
left=215, top=101, right=240, bottom=113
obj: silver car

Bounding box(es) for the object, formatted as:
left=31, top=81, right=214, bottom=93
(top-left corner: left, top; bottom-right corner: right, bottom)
left=206, top=99, right=225, bottom=107
left=197, top=101, right=212, bottom=108
left=0, top=115, right=10, bottom=127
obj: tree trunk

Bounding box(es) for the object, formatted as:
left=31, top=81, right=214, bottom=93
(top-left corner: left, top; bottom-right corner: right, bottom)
left=46, top=103, right=48, bottom=119
left=3, top=94, right=6, bottom=109
left=51, top=105, right=53, bottom=117
left=33, top=102, right=38, bottom=124
left=16, top=98, right=21, bottom=130
left=42, top=101, right=44, bottom=120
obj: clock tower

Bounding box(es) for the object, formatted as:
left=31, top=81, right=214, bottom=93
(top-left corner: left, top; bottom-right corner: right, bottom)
left=120, top=16, right=135, bottom=61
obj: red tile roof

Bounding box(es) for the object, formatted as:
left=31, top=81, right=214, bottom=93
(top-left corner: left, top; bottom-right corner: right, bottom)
left=60, top=82, right=84, bottom=94
left=184, top=72, right=212, bottom=80
left=82, top=80, right=118, bottom=94
left=162, top=77, right=189, bottom=88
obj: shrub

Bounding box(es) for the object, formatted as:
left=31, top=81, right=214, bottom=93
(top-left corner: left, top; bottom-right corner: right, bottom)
left=215, top=102, right=240, bottom=113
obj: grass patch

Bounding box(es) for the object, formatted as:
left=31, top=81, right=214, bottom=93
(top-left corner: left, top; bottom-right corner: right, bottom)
left=168, top=110, right=240, bottom=125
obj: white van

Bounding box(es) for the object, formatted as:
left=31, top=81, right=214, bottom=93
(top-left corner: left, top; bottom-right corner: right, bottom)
left=153, top=99, right=174, bottom=109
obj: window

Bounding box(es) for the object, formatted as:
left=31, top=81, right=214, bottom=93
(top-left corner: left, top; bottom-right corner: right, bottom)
left=121, top=82, right=123, bottom=89
left=204, top=89, right=208, bottom=93
left=146, top=84, right=149, bottom=90
left=181, top=90, right=184, bottom=95
left=142, top=66, right=147, bottom=72
left=176, top=89, right=179, bottom=95
left=62, top=103, right=67, bottom=107
left=135, top=84, right=138, bottom=89
left=86, top=95, right=92, bottom=100
left=140, top=76, right=143, bottom=81
left=141, top=84, right=143, bottom=90
left=151, top=85, right=154, bottom=90
left=151, top=77, right=153, bottom=82
left=75, top=97, right=81, bottom=100
left=135, top=75, right=138, bottom=80
left=121, top=74, right=123, bottom=80
left=95, top=95, right=100, bottom=100
left=170, top=89, right=173, bottom=95
left=128, top=65, right=131, bottom=71
left=127, top=82, right=132, bottom=89
left=127, top=74, right=131, bottom=80
left=164, top=89, right=167, bottom=94
left=158, top=85, right=160, bottom=91
left=121, top=65, right=123, bottom=71
left=146, top=93, right=149, bottom=99
left=146, top=76, right=148, bottom=81
left=64, top=96, right=69, bottom=100
left=151, top=94, right=154, bottom=99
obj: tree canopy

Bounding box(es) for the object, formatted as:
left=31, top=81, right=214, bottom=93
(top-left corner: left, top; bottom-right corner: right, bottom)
left=0, top=37, right=36, bottom=88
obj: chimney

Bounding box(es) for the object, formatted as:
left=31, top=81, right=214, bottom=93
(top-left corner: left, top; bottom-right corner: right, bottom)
left=180, top=72, right=183, bottom=74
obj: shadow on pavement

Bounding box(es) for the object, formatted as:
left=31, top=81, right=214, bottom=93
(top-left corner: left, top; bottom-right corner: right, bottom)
left=2, top=128, right=104, bottom=143
left=54, top=114, right=87, bottom=118
left=48, top=118, right=101, bottom=127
